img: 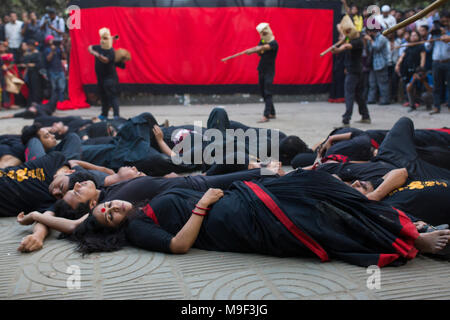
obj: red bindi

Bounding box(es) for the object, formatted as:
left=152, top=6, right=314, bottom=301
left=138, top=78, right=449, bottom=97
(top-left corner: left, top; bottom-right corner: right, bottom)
left=101, top=208, right=106, bottom=213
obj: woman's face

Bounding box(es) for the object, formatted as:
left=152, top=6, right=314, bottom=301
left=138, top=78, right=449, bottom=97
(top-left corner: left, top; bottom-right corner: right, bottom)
left=92, top=200, right=133, bottom=228
left=410, top=32, right=420, bottom=42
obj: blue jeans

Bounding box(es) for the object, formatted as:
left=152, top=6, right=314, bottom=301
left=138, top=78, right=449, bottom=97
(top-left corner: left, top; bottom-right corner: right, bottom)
left=368, top=67, right=390, bottom=104
left=49, top=71, right=66, bottom=103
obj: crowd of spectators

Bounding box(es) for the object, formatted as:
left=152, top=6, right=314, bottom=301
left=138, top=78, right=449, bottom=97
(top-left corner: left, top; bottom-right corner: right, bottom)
left=0, top=7, right=70, bottom=110
left=330, top=1, right=450, bottom=115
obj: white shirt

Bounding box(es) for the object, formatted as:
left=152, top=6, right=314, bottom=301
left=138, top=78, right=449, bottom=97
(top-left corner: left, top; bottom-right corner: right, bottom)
left=5, top=20, right=24, bottom=49
left=376, top=14, right=397, bottom=30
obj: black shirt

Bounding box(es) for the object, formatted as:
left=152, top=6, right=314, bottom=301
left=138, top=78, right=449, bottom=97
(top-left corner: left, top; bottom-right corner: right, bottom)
left=98, top=175, right=197, bottom=204
left=344, top=37, right=363, bottom=74
left=92, top=45, right=117, bottom=80
left=258, top=40, right=278, bottom=73
left=402, top=44, right=425, bottom=72
left=22, top=51, right=43, bottom=74
left=0, top=152, right=67, bottom=217
left=316, top=161, right=396, bottom=182
left=382, top=180, right=450, bottom=226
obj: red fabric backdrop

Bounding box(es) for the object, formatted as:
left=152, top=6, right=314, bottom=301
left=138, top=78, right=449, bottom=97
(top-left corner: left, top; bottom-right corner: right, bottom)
left=63, top=6, right=335, bottom=110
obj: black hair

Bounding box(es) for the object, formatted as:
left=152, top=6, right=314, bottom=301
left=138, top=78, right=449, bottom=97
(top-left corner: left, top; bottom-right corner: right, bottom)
left=68, top=214, right=129, bottom=255
left=419, top=25, right=429, bottom=31
left=68, top=202, right=144, bottom=255
left=54, top=199, right=92, bottom=220
left=68, top=171, right=98, bottom=190
left=279, top=135, right=312, bottom=165
left=21, top=122, right=42, bottom=145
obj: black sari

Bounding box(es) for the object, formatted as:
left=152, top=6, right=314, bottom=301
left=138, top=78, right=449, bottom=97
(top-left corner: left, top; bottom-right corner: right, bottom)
left=126, top=170, right=419, bottom=268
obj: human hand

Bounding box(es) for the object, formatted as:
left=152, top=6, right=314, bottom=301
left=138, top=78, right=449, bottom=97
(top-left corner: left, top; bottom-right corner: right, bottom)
left=17, top=212, right=36, bottom=226
left=153, top=125, right=164, bottom=141
left=198, top=188, right=224, bottom=207
left=17, top=234, right=43, bottom=253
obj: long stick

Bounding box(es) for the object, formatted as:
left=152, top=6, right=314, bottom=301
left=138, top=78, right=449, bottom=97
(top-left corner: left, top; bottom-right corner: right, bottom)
left=383, top=0, right=448, bottom=36
left=320, top=38, right=346, bottom=57
left=393, top=37, right=442, bottom=49
left=221, top=48, right=250, bottom=62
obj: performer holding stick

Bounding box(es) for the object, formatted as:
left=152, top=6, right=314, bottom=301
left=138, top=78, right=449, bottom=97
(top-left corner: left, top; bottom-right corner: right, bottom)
left=330, top=15, right=371, bottom=127
left=242, top=23, right=279, bottom=123
left=88, top=28, right=121, bottom=121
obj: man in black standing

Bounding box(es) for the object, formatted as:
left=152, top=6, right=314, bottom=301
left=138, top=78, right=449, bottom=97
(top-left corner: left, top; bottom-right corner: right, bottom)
left=332, top=16, right=371, bottom=127
left=246, top=22, right=279, bottom=123
left=88, top=27, right=120, bottom=121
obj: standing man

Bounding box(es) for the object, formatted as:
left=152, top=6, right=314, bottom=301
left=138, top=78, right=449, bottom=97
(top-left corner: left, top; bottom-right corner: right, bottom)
left=376, top=5, right=397, bottom=30
left=331, top=16, right=371, bottom=127
left=4, top=12, right=23, bottom=62
left=88, top=27, right=121, bottom=120
left=39, top=8, right=65, bottom=46
left=429, top=15, right=450, bottom=115
left=245, top=23, right=278, bottom=123
left=44, top=35, right=66, bottom=105
left=366, top=25, right=391, bottom=105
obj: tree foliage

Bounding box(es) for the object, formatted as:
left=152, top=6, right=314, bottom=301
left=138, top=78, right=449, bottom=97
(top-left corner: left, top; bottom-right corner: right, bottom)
left=1, top=0, right=69, bottom=17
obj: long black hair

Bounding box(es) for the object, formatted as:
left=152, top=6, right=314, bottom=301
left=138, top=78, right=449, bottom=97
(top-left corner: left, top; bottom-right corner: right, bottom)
left=67, top=201, right=146, bottom=255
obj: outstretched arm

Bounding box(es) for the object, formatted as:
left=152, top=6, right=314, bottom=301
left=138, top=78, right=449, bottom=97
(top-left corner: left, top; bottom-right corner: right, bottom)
left=245, top=44, right=272, bottom=55
left=17, top=211, right=88, bottom=235
left=69, top=159, right=115, bottom=176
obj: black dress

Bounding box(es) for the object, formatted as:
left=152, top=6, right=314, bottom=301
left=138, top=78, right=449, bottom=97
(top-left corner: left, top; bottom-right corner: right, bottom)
left=126, top=169, right=420, bottom=268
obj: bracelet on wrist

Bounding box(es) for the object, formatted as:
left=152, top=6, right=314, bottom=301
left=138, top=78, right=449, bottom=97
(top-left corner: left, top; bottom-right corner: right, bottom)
left=195, top=205, right=210, bottom=211
left=192, top=209, right=208, bottom=217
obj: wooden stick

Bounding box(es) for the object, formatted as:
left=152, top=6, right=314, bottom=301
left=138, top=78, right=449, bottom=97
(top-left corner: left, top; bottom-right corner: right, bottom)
left=320, top=38, right=346, bottom=57
left=393, top=37, right=442, bottom=49
left=383, top=0, right=448, bottom=36
left=221, top=48, right=250, bottom=62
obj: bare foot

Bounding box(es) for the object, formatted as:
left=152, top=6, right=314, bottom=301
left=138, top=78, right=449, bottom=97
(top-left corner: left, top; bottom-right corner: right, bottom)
left=257, top=117, right=269, bottom=123
left=415, top=230, right=450, bottom=254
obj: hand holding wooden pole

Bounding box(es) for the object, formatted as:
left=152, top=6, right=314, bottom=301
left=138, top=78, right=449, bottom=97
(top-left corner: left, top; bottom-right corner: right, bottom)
left=320, top=38, right=346, bottom=57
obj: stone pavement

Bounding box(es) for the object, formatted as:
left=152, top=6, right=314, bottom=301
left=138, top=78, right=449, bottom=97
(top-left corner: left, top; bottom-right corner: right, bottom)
left=0, top=101, right=449, bottom=300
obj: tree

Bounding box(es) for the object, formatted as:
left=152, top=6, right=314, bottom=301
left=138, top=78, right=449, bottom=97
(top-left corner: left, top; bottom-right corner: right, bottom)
left=1, top=0, right=69, bottom=17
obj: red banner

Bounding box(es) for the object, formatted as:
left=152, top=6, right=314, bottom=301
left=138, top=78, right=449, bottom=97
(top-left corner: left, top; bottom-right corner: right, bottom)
left=65, top=4, right=337, bottom=109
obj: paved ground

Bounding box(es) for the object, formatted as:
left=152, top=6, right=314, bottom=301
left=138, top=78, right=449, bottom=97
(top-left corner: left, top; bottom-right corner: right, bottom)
left=0, top=101, right=449, bottom=300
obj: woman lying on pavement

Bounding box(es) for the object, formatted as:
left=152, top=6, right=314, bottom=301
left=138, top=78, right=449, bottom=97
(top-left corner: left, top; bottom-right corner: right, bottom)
left=17, top=169, right=450, bottom=268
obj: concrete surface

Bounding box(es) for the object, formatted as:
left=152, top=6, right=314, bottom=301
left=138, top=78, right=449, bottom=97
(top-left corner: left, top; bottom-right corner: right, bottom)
left=0, top=101, right=449, bottom=300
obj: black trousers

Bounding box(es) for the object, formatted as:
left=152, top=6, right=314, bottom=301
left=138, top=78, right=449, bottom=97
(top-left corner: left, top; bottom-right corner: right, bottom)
left=343, top=72, right=370, bottom=124
left=98, top=77, right=120, bottom=118
left=375, top=117, right=450, bottom=181
left=258, top=70, right=275, bottom=117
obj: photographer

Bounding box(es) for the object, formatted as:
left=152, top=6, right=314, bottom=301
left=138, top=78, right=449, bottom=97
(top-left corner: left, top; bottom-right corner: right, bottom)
left=39, top=7, right=65, bottom=46
left=406, top=66, right=433, bottom=112
left=429, top=14, right=450, bottom=115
